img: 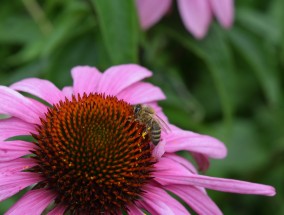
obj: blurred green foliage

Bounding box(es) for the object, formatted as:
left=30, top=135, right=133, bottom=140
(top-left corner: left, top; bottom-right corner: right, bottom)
left=0, top=0, right=283, bottom=214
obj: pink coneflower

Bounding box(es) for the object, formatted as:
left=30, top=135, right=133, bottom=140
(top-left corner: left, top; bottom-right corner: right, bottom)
left=0, top=64, right=275, bottom=214
left=136, top=0, right=234, bottom=39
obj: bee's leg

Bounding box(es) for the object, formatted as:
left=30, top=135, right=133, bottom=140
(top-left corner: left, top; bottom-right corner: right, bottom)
left=142, top=126, right=151, bottom=139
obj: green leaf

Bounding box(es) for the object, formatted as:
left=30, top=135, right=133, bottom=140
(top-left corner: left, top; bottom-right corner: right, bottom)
left=92, top=0, right=139, bottom=64
left=228, top=27, right=281, bottom=106
left=166, top=26, right=236, bottom=131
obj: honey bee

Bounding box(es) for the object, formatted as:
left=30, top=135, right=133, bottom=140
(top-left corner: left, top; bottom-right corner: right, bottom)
left=133, top=104, right=170, bottom=145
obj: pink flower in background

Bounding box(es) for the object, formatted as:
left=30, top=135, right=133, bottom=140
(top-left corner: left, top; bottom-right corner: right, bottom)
left=136, top=0, right=234, bottom=39
left=0, top=64, right=275, bottom=214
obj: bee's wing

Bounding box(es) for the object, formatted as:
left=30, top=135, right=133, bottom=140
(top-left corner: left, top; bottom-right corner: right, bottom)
left=153, top=114, right=171, bottom=134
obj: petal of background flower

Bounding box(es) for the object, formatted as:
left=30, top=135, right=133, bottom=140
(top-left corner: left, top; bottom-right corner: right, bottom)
left=210, top=0, right=234, bottom=28
left=139, top=184, right=190, bottom=215
left=97, top=64, right=152, bottom=96
left=165, top=126, right=227, bottom=159
left=5, top=189, right=56, bottom=215
left=177, top=0, right=212, bottom=38
left=71, top=66, right=102, bottom=96
left=0, top=117, right=36, bottom=141
left=136, top=0, right=172, bottom=29
left=117, top=82, right=166, bottom=104
left=166, top=184, right=222, bottom=215
left=0, top=172, right=41, bottom=202
left=10, top=78, right=65, bottom=105
left=0, top=87, right=44, bottom=124
left=47, top=204, right=67, bottom=215
left=0, top=140, right=35, bottom=161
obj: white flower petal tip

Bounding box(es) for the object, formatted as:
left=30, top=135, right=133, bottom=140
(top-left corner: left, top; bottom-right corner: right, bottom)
left=152, top=140, right=166, bottom=160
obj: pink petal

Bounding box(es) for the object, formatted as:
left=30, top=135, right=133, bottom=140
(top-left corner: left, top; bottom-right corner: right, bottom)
left=154, top=159, right=276, bottom=196
left=10, top=78, right=65, bottom=105
left=0, top=172, right=42, bottom=201
left=71, top=66, right=102, bottom=96
left=166, top=184, right=222, bottom=215
left=0, top=117, right=36, bottom=141
left=177, top=0, right=212, bottom=38
left=164, top=153, right=197, bottom=174
left=139, top=184, right=190, bottom=215
left=5, top=189, right=56, bottom=215
left=210, top=0, right=234, bottom=28
left=0, top=140, right=35, bottom=161
left=152, top=140, right=166, bottom=160
left=0, top=158, right=36, bottom=173
left=165, top=126, right=227, bottom=159
left=136, top=0, right=172, bottom=29
left=61, top=86, right=73, bottom=100
left=47, top=204, right=67, bottom=215
left=117, top=82, right=166, bottom=104
left=191, top=152, right=210, bottom=172
left=0, top=87, right=44, bottom=124
left=128, top=204, right=144, bottom=215
left=97, top=64, right=152, bottom=96
left=187, top=175, right=276, bottom=196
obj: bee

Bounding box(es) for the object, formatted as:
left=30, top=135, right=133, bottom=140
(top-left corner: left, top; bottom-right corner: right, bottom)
left=133, top=104, right=170, bottom=145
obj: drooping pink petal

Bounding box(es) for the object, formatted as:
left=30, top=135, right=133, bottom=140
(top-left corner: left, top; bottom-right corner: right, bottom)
left=117, top=82, right=166, bottom=104
left=191, top=152, right=210, bottom=172
left=128, top=204, right=144, bottom=215
left=177, top=0, right=212, bottom=38
left=166, top=184, right=222, bottom=215
left=0, top=140, right=35, bottom=161
left=210, top=0, right=234, bottom=28
left=139, top=184, right=190, bottom=215
left=5, top=188, right=56, bottom=215
left=0, top=86, right=44, bottom=124
left=152, top=140, right=166, bottom=160
left=164, top=125, right=227, bottom=159
left=97, top=64, right=152, bottom=96
left=165, top=153, right=197, bottom=174
left=154, top=158, right=276, bottom=196
left=10, top=78, right=65, bottom=105
left=47, top=204, right=67, bottom=215
left=136, top=0, right=172, bottom=29
left=0, top=117, right=36, bottom=141
left=0, top=172, right=42, bottom=201
left=71, top=66, right=102, bottom=96
left=0, top=158, right=36, bottom=173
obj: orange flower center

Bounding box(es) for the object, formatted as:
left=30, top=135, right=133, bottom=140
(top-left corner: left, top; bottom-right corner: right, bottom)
left=32, top=93, right=154, bottom=214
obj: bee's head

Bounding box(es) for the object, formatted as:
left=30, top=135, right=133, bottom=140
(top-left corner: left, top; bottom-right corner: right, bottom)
left=133, top=104, right=142, bottom=116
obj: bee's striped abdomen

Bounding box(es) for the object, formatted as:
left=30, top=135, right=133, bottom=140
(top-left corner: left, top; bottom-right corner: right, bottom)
left=151, top=121, right=161, bottom=145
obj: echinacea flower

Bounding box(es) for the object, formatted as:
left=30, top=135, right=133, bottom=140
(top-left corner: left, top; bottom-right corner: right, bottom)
left=136, top=0, right=234, bottom=39
left=0, top=64, right=275, bottom=214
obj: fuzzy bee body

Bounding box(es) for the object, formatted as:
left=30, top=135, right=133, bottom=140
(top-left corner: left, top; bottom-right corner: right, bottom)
left=133, top=104, right=170, bottom=145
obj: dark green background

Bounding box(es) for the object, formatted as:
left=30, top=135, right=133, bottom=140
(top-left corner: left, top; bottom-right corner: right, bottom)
left=0, top=0, right=283, bottom=214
